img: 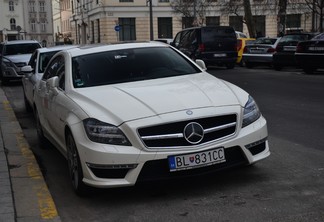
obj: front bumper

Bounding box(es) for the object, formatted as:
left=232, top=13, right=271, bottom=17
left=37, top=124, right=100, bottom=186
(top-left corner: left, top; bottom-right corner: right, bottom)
left=242, top=54, right=273, bottom=63
left=71, top=112, right=270, bottom=188
left=295, top=53, right=324, bottom=68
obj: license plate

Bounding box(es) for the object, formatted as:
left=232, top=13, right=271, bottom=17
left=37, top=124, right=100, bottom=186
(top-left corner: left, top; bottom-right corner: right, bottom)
left=308, top=46, right=324, bottom=51
left=214, top=53, right=226, bottom=57
left=168, top=147, right=226, bottom=172
left=250, top=49, right=263, bottom=53
left=283, top=46, right=296, bottom=51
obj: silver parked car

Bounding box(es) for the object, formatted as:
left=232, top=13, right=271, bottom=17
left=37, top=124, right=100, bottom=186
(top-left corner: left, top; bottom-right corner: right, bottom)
left=242, top=37, right=281, bottom=68
left=0, top=40, right=42, bottom=84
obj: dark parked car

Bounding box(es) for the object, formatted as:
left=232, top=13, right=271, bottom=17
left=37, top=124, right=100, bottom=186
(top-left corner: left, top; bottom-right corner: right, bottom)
left=295, top=33, right=324, bottom=74
left=172, top=26, right=237, bottom=69
left=272, top=33, right=316, bottom=70
left=242, top=37, right=281, bottom=68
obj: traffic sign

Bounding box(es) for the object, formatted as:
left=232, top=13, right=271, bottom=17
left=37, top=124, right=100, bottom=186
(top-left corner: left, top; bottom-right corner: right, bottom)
left=114, top=25, right=120, bottom=32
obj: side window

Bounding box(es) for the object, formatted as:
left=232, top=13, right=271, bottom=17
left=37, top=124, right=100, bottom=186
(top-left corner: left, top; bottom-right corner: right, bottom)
left=0, top=44, right=3, bottom=56
left=42, top=55, right=64, bottom=81
left=173, top=32, right=182, bottom=47
left=57, top=65, right=65, bottom=90
left=28, top=51, right=37, bottom=71
left=182, top=30, right=194, bottom=48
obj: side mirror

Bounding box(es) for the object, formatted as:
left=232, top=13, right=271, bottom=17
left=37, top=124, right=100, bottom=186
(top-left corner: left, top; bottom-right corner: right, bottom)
left=21, top=65, right=33, bottom=76
left=195, top=59, right=207, bottom=71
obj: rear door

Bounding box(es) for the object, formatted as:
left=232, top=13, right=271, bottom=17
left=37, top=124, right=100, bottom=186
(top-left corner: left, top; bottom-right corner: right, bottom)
left=201, top=26, right=237, bottom=58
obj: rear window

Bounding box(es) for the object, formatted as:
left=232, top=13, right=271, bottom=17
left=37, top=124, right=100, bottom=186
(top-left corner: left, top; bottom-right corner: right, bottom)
left=312, top=33, right=324, bottom=40
left=72, top=47, right=201, bottom=88
left=202, top=27, right=236, bottom=43
left=280, top=34, right=311, bottom=43
left=254, top=38, right=278, bottom=45
left=4, top=43, right=41, bottom=56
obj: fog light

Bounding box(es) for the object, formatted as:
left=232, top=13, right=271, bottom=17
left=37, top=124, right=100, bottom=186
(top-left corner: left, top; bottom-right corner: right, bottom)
left=245, top=138, right=267, bottom=155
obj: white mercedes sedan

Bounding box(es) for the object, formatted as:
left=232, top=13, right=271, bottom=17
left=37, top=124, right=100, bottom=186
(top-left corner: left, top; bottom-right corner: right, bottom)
left=33, top=42, right=270, bottom=195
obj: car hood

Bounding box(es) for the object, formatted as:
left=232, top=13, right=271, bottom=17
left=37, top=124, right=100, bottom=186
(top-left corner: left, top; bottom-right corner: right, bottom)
left=69, top=73, right=246, bottom=125
left=4, top=54, right=32, bottom=63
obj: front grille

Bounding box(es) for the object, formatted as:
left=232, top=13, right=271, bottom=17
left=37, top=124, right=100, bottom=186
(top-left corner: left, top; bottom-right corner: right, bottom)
left=137, top=146, right=247, bottom=182
left=138, top=114, right=237, bottom=148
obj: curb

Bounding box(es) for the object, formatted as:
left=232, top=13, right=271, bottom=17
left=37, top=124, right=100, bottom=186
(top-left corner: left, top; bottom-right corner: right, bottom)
left=0, top=88, right=61, bottom=222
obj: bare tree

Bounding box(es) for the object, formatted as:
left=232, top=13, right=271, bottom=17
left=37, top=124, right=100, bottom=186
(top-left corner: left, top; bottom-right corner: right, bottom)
left=243, top=0, right=256, bottom=37
left=170, top=0, right=215, bottom=27
left=277, top=0, right=288, bottom=36
left=304, top=0, right=324, bottom=32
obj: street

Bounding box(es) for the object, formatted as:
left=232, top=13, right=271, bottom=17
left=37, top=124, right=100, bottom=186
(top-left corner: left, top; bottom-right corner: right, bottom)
left=3, top=66, right=324, bottom=222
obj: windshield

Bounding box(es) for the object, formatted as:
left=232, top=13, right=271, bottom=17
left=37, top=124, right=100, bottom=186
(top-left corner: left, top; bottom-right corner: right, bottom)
left=72, top=47, right=201, bottom=88
left=254, top=38, right=278, bottom=45
left=4, top=43, right=41, bottom=56
left=312, top=33, right=324, bottom=40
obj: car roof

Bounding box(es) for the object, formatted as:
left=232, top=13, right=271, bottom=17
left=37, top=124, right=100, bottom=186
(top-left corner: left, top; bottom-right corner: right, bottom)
left=59, top=41, right=169, bottom=57
left=36, top=45, right=79, bottom=53
left=1, top=40, right=40, bottom=45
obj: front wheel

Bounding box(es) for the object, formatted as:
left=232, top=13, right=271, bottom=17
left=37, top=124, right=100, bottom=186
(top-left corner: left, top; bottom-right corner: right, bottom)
left=66, top=132, right=88, bottom=196
left=273, top=64, right=282, bottom=71
left=303, top=67, right=315, bottom=74
left=23, top=90, right=32, bottom=112
left=35, top=109, right=47, bottom=145
left=226, top=63, right=235, bottom=69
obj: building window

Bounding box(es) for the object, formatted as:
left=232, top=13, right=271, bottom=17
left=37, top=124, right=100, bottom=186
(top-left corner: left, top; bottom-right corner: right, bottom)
left=159, top=0, right=170, bottom=2
left=229, top=16, right=243, bottom=32
left=158, top=18, right=173, bottom=38
left=10, top=18, right=16, bottom=30
left=182, top=17, right=194, bottom=29
left=9, top=1, right=14, bottom=11
left=206, top=16, right=220, bottom=26
left=97, top=19, right=100, bottom=43
left=29, top=1, right=36, bottom=12
left=41, top=21, right=46, bottom=32
left=286, top=14, right=301, bottom=28
left=31, top=19, right=36, bottom=32
left=39, top=1, right=45, bottom=12
left=118, top=18, right=136, bottom=41
left=253, top=15, right=265, bottom=37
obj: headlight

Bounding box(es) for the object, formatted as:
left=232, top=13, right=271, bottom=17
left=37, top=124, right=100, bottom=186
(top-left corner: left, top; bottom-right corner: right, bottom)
left=83, top=118, right=131, bottom=146
left=2, top=57, right=15, bottom=68
left=242, top=96, right=261, bottom=128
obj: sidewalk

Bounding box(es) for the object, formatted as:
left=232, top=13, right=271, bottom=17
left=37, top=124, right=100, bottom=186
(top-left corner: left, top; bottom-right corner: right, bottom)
left=0, top=87, right=61, bottom=222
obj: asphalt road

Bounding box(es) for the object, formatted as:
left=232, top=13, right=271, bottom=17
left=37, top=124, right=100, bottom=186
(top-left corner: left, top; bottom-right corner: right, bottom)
left=3, top=66, right=324, bottom=222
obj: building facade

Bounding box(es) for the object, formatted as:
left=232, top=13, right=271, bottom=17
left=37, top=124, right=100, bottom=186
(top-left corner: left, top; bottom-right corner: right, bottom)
left=56, top=0, right=316, bottom=45
left=0, top=0, right=25, bottom=41
left=0, top=0, right=54, bottom=46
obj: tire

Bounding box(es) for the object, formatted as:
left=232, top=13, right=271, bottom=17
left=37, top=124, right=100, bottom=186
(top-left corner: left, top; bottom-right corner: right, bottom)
left=303, top=67, right=315, bottom=75
left=273, top=64, right=282, bottom=71
left=23, top=90, right=32, bottom=112
left=66, top=132, right=88, bottom=196
left=245, top=62, right=254, bottom=69
left=226, top=63, right=235, bottom=69
left=34, top=108, right=47, bottom=145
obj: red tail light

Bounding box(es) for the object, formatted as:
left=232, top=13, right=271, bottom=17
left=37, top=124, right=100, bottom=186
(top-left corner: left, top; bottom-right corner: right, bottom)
left=267, top=48, right=276, bottom=53
left=243, top=46, right=248, bottom=53
left=198, top=43, right=205, bottom=52
left=237, top=40, right=242, bottom=51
